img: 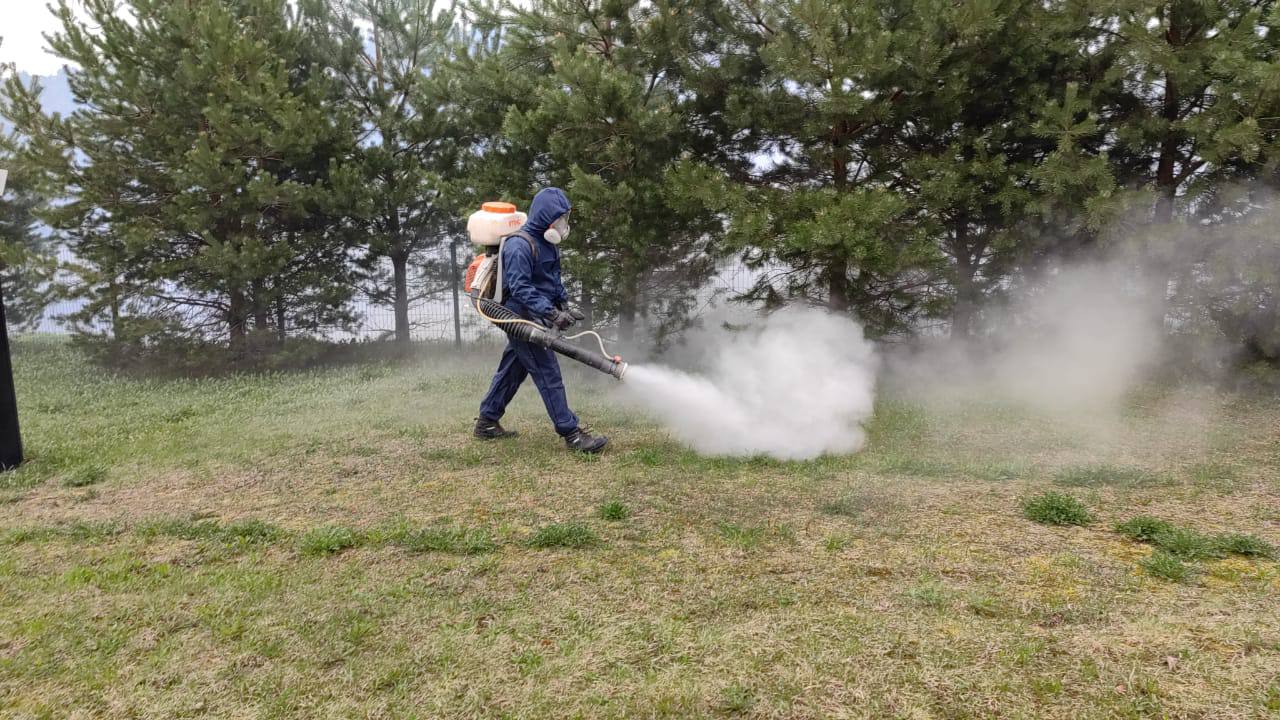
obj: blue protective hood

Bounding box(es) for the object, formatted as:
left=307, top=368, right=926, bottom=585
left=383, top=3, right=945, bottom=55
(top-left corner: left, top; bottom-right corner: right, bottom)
left=522, top=187, right=572, bottom=238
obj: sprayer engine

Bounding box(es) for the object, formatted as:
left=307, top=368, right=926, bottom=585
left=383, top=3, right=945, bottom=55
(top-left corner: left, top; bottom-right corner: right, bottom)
left=464, top=252, right=498, bottom=300
left=465, top=202, right=628, bottom=381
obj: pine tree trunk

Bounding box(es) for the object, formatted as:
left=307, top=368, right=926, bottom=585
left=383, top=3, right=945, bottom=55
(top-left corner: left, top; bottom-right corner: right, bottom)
left=1155, top=69, right=1179, bottom=227
left=228, top=288, right=248, bottom=352
left=619, top=302, right=636, bottom=343
left=952, top=280, right=977, bottom=339
left=275, top=295, right=287, bottom=343
left=581, top=291, right=595, bottom=329
left=1147, top=65, right=1181, bottom=329
left=391, top=248, right=411, bottom=344
left=827, top=259, right=849, bottom=312
left=618, top=273, right=638, bottom=343
left=828, top=126, right=850, bottom=312
left=107, top=279, right=121, bottom=340
left=951, top=226, right=978, bottom=339
left=1145, top=6, right=1192, bottom=330
left=251, top=279, right=269, bottom=332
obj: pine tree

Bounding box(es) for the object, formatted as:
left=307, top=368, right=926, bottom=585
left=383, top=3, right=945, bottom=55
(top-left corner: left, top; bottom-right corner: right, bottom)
left=674, top=0, right=952, bottom=335
left=0, top=0, right=355, bottom=350
left=327, top=0, right=465, bottom=343
left=467, top=0, right=725, bottom=342
left=1043, top=0, right=1280, bottom=309
left=447, top=1, right=544, bottom=205
left=1182, top=196, right=1280, bottom=365
left=0, top=150, right=54, bottom=329
left=889, top=0, right=1078, bottom=337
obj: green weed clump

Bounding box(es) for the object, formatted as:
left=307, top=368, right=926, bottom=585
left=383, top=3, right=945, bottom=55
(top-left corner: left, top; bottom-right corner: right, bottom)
left=1265, top=685, right=1280, bottom=713
left=1116, top=516, right=1276, bottom=581
left=598, top=501, right=630, bottom=521
left=1140, top=551, right=1193, bottom=582
left=715, top=522, right=798, bottom=549
left=1118, top=520, right=1274, bottom=561
left=392, top=526, right=496, bottom=555
left=527, top=522, right=599, bottom=549
left=299, top=525, right=363, bottom=556
left=1053, top=464, right=1167, bottom=488
left=972, top=463, right=1023, bottom=482
left=626, top=448, right=664, bottom=467
left=1213, top=533, right=1276, bottom=559
left=907, top=580, right=949, bottom=609
left=1, top=527, right=60, bottom=544
left=223, top=519, right=286, bottom=544
left=718, top=522, right=765, bottom=549
left=823, top=535, right=850, bottom=552
left=3, top=521, right=122, bottom=544
left=62, top=463, right=108, bottom=488
left=1022, top=492, right=1092, bottom=526
left=965, top=593, right=1005, bottom=618
left=1187, top=461, right=1239, bottom=488
left=1151, top=527, right=1224, bottom=561
left=718, top=684, right=755, bottom=714
left=65, top=520, right=123, bottom=540
left=138, top=517, right=284, bottom=545
left=1115, top=516, right=1177, bottom=542
left=877, top=456, right=955, bottom=478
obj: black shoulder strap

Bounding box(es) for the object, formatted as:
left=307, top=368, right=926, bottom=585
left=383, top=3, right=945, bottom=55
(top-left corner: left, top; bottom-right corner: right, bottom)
left=504, top=230, right=539, bottom=260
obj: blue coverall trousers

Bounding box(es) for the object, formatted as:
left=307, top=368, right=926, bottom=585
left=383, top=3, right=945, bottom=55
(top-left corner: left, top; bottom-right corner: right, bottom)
left=479, top=334, right=579, bottom=436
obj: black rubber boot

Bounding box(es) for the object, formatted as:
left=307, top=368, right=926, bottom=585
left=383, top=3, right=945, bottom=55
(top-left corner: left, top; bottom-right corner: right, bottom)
left=564, top=426, right=609, bottom=454
left=474, top=418, right=517, bottom=440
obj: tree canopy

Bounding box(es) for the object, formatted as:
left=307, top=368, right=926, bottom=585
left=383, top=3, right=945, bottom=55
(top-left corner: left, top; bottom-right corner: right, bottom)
left=1, top=0, right=1278, bottom=364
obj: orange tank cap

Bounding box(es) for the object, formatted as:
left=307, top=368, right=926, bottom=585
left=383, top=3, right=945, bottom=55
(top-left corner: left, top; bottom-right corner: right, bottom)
left=481, top=201, right=517, bottom=214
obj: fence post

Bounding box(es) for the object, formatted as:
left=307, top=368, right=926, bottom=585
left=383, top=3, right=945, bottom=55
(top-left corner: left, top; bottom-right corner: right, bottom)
left=450, top=237, right=462, bottom=348
left=0, top=280, right=22, bottom=471
left=0, top=168, right=23, bottom=470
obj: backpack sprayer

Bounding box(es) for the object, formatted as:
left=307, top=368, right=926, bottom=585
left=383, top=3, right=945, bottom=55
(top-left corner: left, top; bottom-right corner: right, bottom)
left=464, top=202, right=628, bottom=380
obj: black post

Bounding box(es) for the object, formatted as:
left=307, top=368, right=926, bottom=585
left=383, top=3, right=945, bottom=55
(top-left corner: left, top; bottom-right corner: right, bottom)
left=0, top=278, right=23, bottom=470
left=449, top=238, right=462, bottom=348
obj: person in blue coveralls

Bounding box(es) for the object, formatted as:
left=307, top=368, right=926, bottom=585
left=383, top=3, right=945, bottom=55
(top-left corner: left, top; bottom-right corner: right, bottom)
left=474, top=187, right=609, bottom=454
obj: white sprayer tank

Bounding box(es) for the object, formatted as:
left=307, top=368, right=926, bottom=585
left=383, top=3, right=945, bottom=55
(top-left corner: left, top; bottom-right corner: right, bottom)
left=467, top=202, right=527, bottom=247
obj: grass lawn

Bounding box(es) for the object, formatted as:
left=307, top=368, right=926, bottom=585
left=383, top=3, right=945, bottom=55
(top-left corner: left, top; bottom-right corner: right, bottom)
left=2, top=338, right=1278, bottom=719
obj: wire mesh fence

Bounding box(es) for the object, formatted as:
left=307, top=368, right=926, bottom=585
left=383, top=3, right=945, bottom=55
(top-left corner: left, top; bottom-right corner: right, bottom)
left=14, top=251, right=768, bottom=346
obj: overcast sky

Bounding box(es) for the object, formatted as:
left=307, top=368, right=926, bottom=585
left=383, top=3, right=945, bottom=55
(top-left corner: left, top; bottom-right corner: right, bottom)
left=0, top=0, right=85, bottom=76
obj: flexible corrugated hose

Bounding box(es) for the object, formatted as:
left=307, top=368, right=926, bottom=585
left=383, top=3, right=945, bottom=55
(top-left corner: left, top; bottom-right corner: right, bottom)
left=472, top=295, right=627, bottom=380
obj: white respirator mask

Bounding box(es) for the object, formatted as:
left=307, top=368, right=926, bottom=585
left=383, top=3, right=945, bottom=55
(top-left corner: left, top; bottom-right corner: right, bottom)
left=544, top=214, right=571, bottom=245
